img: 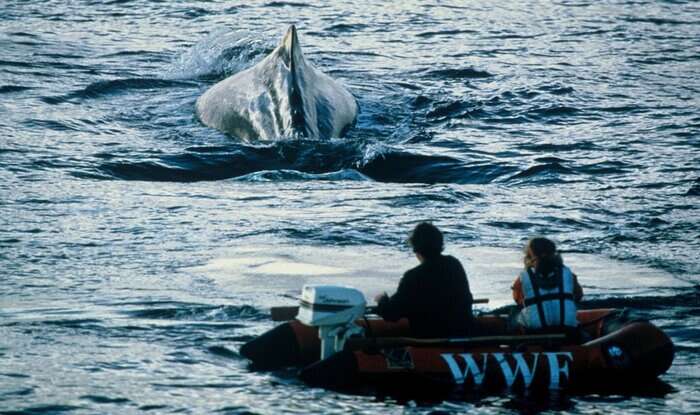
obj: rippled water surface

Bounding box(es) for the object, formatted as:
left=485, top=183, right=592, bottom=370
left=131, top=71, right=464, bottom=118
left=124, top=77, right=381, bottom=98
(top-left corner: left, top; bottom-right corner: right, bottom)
left=1, top=0, right=699, bottom=413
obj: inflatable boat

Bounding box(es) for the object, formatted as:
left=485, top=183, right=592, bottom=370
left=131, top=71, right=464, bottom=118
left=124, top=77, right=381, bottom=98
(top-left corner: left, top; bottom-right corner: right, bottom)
left=240, top=285, right=674, bottom=393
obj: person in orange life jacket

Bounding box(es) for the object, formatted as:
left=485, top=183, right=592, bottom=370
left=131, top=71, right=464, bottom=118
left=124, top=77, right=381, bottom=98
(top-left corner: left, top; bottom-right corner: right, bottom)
left=511, top=237, right=583, bottom=334
left=374, top=222, right=474, bottom=338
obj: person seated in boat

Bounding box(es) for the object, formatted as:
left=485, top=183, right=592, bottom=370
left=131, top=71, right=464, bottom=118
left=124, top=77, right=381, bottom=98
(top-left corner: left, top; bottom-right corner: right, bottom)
left=374, top=222, right=474, bottom=338
left=511, top=237, right=583, bottom=335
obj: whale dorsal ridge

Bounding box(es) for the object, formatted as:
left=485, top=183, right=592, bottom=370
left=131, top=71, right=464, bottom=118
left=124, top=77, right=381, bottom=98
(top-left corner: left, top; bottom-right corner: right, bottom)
left=276, top=25, right=307, bottom=136
left=279, top=25, right=304, bottom=72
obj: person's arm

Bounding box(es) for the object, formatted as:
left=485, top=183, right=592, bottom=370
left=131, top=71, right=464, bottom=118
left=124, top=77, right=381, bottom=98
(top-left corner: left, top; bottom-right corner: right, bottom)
left=572, top=273, right=583, bottom=302
left=375, top=273, right=414, bottom=322
left=454, top=257, right=473, bottom=306
left=511, top=276, right=524, bottom=306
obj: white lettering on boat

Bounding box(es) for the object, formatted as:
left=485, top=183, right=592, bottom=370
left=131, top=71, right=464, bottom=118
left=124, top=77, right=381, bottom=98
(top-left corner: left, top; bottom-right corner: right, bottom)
left=441, top=353, right=488, bottom=385
left=440, top=352, right=575, bottom=389
left=493, top=352, right=539, bottom=388
left=545, top=352, right=573, bottom=389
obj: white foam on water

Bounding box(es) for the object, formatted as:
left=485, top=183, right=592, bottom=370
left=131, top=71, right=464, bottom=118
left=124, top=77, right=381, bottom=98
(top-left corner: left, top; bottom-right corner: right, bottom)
left=186, top=243, right=689, bottom=309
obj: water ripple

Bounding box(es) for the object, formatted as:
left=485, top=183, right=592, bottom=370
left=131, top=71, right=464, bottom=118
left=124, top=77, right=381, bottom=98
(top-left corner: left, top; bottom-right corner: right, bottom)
left=42, top=78, right=196, bottom=104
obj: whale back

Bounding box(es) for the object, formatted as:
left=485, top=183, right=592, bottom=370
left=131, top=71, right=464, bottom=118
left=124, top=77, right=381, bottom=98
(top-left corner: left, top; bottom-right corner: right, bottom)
left=195, top=26, right=358, bottom=140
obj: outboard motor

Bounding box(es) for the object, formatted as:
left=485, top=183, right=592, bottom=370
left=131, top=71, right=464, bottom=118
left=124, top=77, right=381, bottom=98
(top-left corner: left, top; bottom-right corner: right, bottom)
left=297, top=285, right=366, bottom=360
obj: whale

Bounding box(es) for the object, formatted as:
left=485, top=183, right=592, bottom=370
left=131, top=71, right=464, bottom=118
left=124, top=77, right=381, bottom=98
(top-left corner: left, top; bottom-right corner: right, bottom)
left=195, top=25, right=359, bottom=140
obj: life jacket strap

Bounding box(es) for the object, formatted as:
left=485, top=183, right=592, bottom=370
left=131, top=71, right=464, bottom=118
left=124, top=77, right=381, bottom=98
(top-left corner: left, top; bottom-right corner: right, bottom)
left=522, top=292, right=575, bottom=308
left=557, top=267, right=566, bottom=329
left=526, top=268, right=549, bottom=328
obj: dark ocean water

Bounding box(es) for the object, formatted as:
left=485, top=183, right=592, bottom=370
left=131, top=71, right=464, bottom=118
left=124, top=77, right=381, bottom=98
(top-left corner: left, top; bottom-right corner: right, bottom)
left=1, top=0, right=699, bottom=413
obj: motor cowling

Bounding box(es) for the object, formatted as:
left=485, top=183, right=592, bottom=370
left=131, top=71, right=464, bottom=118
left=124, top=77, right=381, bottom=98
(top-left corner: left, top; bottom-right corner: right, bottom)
left=297, top=285, right=366, bottom=360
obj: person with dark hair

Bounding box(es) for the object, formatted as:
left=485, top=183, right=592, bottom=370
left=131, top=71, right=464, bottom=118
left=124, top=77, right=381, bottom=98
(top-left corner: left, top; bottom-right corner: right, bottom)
left=374, top=222, right=474, bottom=338
left=511, top=237, right=583, bottom=333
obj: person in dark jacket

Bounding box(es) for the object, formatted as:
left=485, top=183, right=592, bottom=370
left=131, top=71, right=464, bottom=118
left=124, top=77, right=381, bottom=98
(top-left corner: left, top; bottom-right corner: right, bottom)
left=374, top=222, right=473, bottom=338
